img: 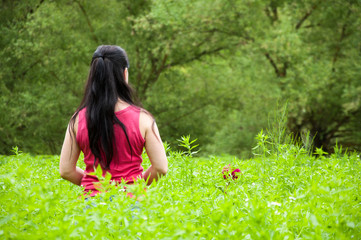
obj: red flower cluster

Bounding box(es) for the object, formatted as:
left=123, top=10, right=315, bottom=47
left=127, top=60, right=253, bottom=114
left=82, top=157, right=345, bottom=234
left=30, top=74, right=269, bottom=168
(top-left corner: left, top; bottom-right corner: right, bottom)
left=222, top=164, right=241, bottom=180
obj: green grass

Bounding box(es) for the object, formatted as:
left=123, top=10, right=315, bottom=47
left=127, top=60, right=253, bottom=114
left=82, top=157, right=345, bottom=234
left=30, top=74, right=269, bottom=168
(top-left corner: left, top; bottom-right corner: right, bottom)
left=0, top=145, right=360, bottom=239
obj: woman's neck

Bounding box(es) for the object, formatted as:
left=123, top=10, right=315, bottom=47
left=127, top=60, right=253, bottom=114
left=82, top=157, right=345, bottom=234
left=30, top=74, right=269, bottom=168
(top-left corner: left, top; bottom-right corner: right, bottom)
left=115, top=99, right=130, bottom=112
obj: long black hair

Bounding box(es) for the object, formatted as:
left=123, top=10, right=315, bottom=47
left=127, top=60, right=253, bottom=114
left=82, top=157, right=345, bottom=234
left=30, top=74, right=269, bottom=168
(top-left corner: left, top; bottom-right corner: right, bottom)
left=70, top=45, right=138, bottom=169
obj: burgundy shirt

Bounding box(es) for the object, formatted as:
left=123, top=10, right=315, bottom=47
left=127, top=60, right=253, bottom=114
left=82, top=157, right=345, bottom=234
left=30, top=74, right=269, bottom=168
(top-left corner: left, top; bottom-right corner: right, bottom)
left=76, top=105, right=145, bottom=195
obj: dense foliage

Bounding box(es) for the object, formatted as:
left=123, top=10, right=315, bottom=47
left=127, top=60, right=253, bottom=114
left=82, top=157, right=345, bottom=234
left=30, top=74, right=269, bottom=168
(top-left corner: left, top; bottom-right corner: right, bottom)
left=1, top=141, right=360, bottom=239
left=1, top=0, right=361, bottom=155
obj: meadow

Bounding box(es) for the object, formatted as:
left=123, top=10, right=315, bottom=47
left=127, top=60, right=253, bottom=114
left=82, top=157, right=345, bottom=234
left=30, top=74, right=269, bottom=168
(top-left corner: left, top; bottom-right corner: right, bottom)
left=0, top=141, right=360, bottom=239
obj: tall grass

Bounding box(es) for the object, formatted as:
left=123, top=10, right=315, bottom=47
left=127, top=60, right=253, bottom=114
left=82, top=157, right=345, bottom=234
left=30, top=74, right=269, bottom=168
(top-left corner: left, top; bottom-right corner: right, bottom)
left=0, top=137, right=360, bottom=239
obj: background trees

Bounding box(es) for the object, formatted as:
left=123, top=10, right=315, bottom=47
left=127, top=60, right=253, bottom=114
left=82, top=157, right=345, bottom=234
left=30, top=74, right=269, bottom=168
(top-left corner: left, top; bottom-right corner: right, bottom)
left=1, top=0, right=360, bottom=155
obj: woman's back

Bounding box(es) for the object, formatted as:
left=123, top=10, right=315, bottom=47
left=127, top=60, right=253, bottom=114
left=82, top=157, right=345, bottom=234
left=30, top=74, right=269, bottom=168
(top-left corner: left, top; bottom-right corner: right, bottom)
left=77, top=105, right=145, bottom=195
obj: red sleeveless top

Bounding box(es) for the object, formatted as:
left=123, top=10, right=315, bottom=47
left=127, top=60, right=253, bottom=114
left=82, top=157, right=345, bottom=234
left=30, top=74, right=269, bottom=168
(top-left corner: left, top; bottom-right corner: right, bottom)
left=76, top=105, right=145, bottom=195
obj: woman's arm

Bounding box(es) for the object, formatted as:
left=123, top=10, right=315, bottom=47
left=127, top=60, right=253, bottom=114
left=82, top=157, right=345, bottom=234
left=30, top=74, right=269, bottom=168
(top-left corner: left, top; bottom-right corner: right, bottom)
left=59, top=124, right=84, bottom=186
left=140, top=113, right=168, bottom=185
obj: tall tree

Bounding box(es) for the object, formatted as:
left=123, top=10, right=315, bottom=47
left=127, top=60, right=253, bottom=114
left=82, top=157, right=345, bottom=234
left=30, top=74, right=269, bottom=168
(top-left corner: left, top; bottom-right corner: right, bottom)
left=1, top=0, right=360, bottom=154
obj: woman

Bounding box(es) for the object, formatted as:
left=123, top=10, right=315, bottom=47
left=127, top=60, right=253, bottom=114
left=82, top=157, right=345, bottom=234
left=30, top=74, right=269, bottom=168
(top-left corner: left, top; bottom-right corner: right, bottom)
left=59, top=45, right=168, bottom=196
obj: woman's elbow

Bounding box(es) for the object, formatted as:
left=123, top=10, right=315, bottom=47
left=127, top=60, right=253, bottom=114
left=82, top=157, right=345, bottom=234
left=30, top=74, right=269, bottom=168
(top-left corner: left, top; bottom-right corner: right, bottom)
left=59, top=168, right=70, bottom=179
left=159, top=167, right=168, bottom=175
left=156, top=164, right=168, bottom=175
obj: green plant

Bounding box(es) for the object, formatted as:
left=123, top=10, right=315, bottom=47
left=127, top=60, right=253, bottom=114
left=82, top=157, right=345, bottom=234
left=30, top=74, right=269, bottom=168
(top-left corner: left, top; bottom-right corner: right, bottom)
left=177, top=135, right=199, bottom=157
left=252, top=130, right=272, bottom=157
left=314, top=147, right=328, bottom=157
left=10, top=146, right=22, bottom=156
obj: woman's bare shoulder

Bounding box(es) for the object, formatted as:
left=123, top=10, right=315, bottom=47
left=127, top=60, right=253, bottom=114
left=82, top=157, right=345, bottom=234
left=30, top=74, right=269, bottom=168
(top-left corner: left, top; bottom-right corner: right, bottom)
left=139, top=108, right=155, bottom=138
left=69, top=110, right=82, bottom=136
left=139, top=108, right=154, bottom=126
